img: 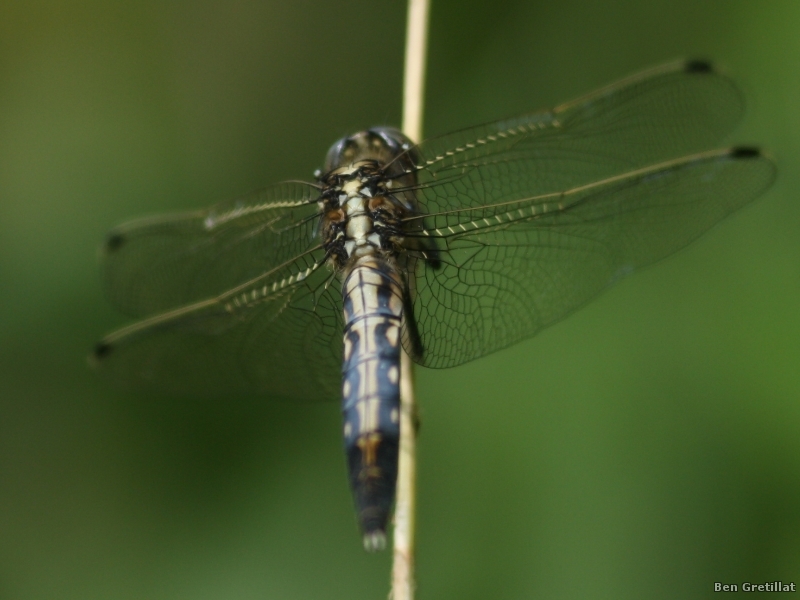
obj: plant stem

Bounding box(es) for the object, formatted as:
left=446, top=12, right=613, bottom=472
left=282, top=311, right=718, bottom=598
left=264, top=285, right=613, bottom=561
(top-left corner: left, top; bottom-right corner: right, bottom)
left=402, top=0, right=430, bottom=143
left=392, top=351, right=418, bottom=600
left=392, top=1, right=430, bottom=598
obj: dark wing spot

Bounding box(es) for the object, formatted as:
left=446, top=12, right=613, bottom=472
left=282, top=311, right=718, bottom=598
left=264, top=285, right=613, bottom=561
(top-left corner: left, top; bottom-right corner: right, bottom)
left=104, top=233, right=125, bottom=253
left=93, top=341, right=113, bottom=360
left=685, top=59, right=714, bottom=74
left=731, top=146, right=762, bottom=159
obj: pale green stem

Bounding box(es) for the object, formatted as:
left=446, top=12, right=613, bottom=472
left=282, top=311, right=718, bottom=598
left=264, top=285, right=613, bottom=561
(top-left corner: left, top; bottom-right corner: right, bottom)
left=392, top=1, right=430, bottom=598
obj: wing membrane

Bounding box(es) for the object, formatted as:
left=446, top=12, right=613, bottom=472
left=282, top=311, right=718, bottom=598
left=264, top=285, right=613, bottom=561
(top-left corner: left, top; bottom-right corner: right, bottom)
left=94, top=248, right=343, bottom=400
left=95, top=181, right=344, bottom=399
left=100, top=181, right=322, bottom=317
left=408, top=148, right=776, bottom=368
left=406, top=60, right=745, bottom=213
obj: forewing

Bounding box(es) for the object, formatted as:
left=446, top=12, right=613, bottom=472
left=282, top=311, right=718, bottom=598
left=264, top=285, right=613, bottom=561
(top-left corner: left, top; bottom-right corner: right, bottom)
left=94, top=248, right=344, bottom=400
left=408, top=149, right=776, bottom=369
left=100, top=181, right=322, bottom=317
left=405, top=60, right=745, bottom=210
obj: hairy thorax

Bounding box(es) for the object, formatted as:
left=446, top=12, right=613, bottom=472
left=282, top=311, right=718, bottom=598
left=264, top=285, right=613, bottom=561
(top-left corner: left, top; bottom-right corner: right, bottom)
left=316, top=128, right=420, bottom=274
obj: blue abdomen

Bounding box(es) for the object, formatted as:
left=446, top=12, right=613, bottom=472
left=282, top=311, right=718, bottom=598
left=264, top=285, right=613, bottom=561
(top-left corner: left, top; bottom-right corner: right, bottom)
left=341, top=256, right=404, bottom=551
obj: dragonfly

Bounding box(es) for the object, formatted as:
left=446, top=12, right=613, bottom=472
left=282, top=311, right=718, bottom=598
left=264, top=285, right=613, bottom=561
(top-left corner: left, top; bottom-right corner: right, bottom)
left=93, top=59, right=776, bottom=551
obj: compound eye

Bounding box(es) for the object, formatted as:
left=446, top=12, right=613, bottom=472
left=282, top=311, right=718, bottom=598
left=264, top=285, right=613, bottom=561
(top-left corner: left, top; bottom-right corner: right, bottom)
left=323, top=138, right=352, bottom=172
left=370, top=127, right=412, bottom=153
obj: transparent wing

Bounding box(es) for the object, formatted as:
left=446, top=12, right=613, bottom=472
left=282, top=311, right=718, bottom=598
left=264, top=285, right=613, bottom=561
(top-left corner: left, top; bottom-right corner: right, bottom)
left=94, top=248, right=344, bottom=400
left=406, top=148, right=776, bottom=369
left=403, top=60, right=745, bottom=212
left=100, top=181, right=322, bottom=317
left=95, top=181, right=345, bottom=400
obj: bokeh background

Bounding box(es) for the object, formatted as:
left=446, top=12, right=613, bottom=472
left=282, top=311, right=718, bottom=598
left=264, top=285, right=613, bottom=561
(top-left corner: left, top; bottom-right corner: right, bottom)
left=1, top=1, right=799, bottom=598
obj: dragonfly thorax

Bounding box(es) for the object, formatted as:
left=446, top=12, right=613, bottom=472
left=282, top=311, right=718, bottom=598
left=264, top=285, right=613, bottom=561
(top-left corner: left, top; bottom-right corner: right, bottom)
left=318, top=166, right=401, bottom=269
left=318, top=128, right=421, bottom=272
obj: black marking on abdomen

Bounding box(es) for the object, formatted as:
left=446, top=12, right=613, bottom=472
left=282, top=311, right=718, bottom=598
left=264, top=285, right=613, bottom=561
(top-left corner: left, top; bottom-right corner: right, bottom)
left=341, top=256, right=404, bottom=549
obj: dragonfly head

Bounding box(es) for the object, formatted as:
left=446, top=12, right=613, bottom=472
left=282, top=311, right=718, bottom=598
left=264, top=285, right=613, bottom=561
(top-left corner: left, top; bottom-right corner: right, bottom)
left=320, top=128, right=421, bottom=216
left=322, top=127, right=417, bottom=176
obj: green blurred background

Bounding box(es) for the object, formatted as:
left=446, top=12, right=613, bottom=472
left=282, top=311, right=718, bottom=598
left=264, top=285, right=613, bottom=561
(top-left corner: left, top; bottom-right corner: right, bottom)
left=1, top=1, right=798, bottom=598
